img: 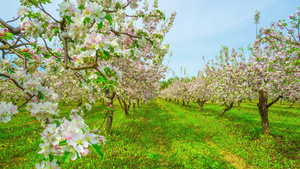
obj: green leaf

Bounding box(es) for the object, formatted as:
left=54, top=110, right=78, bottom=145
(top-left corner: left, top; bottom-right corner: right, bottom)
left=95, top=72, right=101, bottom=77
left=103, top=50, right=110, bottom=61
left=78, top=5, right=85, bottom=10
left=54, top=28, right=59, bottom=36
left=102, top=85, right=108, bottom=91
left=86, top=79, right=91, bottom=84
left=104, top=13, right=113, bottom=25
left=109, top=85, right=114, bottom=91
left=81, top=47, right=87, bottom=51
left=96, top=76, right=105, bottom=83
left=63, top=151, right=71, bottom=163
left=49, top=154, right=54, bottom=162
left=83, top=17, right=91, bottom=26
left=115, top=2, right=121, bottom=10
left=97, top=22, right=103, bottom=30
left=108, top=80, right=115, bottom=85
left=92, top=144, right=104, bottom=159
left=104, top=50, right=110, bottom=56
left=65, top=16, right=71, bottom=25
left=38, top=91, right=44, bottom=100
left=58, top=140, right=67, bottom=146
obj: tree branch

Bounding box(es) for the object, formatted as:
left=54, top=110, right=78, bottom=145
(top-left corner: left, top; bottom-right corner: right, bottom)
left=117, top=95, right=125, bottom=110
left=6, top=17, right=19, bottom=23
left=42, top=38, right=63, bottom=59
left=65, top=63, right=98, bottom=70
left=267, top=95, right=282, bottom=108
left=63, top=37, right=69, bottom=67
left=28, top=0, right=59, bottom=23
left=94, top=67, right=107, bottom=79
left=111, top=28, right=153, bottom=44
left=103, top=1, right=131, bottom=13
left=0, top=73, right=33, bottom=97
left=18, top=94, right=35, bottom=110
left=0, top=18, right=21, bottom=35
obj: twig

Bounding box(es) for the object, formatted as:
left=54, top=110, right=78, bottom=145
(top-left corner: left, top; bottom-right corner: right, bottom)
left=18, top=94, right=35, bottom=110
left=6, top=17, right=19, bottom=23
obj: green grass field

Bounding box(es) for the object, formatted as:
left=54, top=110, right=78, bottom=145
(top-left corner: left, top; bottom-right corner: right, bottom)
left=0, top=99, right=299, bottom=168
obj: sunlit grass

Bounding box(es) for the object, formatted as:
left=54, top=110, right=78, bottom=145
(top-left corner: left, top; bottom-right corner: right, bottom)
left=0, top=99, right=299, bottom=168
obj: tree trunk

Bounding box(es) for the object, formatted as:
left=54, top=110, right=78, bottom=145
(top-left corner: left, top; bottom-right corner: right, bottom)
left=177, top=100, right=179, bottom=104
left=280, top=99, right=283, bottom=104
left=10, top=97, right=16, bottom=105
left=77, top=98, right=82, bottom=108
left=137, top=99, right=140, bottom=108
left=197, top=99, right=205, bottom=112
left=105, top=99, right=114, bottom=135
left=133, top=102, right=136, bottom=110
left=182, top=100, right=185, bottom=106
left=105, top=92, right=116, bottom=135
left=123, top=100, right=129, bottom=117
left=219, top=102, right=234, bottom=117
left=257, top=90, right=269, bottom=135
left=187, top=101, right=190, bottom=108
left=238, top=99, right=242, bottom=108
left=289, top=100, right=295, bottom=108
left=105, top=110, right=113, bottom=135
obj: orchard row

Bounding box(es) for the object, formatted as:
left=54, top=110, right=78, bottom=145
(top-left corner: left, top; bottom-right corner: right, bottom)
left=160, top=9, right=300, bottom=135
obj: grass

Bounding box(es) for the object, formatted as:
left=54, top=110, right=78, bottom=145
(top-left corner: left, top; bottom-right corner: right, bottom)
left=0, top=99, right=299, bottom=168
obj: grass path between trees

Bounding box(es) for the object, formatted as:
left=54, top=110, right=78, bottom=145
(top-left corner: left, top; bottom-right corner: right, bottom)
left=0, top=99, right=299, bottom=168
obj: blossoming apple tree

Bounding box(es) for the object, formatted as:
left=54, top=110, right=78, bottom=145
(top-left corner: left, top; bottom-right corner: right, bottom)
left=0, top=0, right=175, bottom=167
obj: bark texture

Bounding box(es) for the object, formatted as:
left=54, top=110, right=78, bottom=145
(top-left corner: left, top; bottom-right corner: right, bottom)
left=257, top=90, right=269, bottom=134
left=289, top=101, right=295, bottom=108
left=105, top=92, right=116, bottom=135
left=238, top=99, right=242, bottom=108
left=105, top=110, right=113, bottom=135
left=197, top=99, right=205, bottom=112
left=219, top=102, right=234, bottom=117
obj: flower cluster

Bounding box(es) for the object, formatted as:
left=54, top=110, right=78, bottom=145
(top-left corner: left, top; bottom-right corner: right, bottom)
left=26, top=102, right=60, bottom=122
left=37, top=114, right=105, bottom=163
left=35, top=159, right=60, bottom=169
left=0, top=58, right=13, bottom=72
left=254, top=10, right=260, bottom=24
left=0, top=102, right=18, bottom=123
left=20, top=19, right=43, bottom=38
left=0, top=27, right=9, bottom=39
left=83, top=1, right=106, bottom=23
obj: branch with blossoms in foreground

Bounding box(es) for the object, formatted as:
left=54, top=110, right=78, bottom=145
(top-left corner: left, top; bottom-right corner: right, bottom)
left=1, top=0, right=176, bottom=167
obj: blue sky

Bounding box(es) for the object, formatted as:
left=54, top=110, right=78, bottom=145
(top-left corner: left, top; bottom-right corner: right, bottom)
left=1, top=0, right=299, bottom=79
left=158, top=0, right=300, bottom=78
